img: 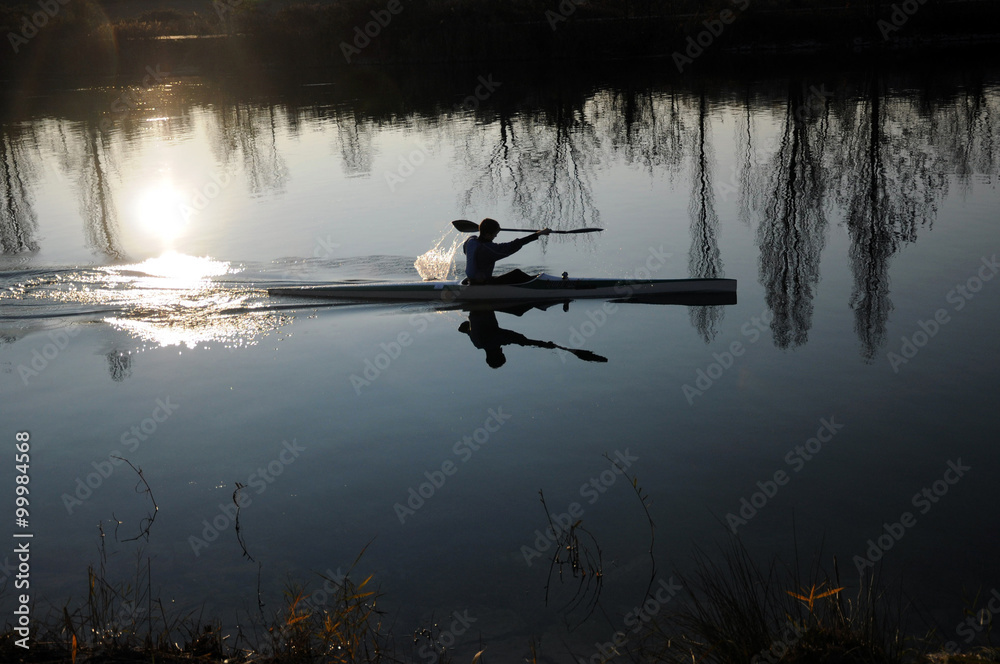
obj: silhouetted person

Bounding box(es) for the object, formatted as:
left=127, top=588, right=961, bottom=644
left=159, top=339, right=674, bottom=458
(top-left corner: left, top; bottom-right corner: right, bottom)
left=463, top=218, right=550, bottom=284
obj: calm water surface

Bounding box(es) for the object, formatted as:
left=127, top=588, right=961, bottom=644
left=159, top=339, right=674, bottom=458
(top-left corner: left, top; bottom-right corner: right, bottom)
left=1, top=59, right=998, bottom=659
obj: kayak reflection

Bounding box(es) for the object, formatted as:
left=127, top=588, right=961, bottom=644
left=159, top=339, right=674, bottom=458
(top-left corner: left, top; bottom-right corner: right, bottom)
left=458, top=305, right=608, bottom=368
left=454, top=290, right=737, bottom=368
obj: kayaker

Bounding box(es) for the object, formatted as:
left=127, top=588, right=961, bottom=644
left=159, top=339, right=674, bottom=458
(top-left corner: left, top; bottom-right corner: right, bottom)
left=463, top=218, right=551, bottom=285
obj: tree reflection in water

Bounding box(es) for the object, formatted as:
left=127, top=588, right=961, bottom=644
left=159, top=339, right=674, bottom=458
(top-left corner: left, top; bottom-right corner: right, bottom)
left=2, top=63, right=997, bottom=361
left=687, top=89, right=725, bottom=344
left=0, top=126, right=39, bottom=255
left=754, top=81, right=829, bottom=350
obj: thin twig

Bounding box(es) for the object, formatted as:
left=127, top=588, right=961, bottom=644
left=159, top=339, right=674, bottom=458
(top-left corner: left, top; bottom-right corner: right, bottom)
left=111, top=456, right=158, bottom=542
left=233, top=482, right=255, bottom=562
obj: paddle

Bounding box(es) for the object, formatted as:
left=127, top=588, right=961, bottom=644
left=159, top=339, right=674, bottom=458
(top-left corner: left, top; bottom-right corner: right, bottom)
left=451, top=219, right=603, bottom=234
left=550, top=344, right=608, bottom=363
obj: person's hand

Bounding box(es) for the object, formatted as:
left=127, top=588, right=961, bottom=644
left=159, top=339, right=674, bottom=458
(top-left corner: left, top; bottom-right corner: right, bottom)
left=538, top=228, right=552, bottom=236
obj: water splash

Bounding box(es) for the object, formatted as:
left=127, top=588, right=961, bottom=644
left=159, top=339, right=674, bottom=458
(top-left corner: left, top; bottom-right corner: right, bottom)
left=414, top=229, right=465, bottom=281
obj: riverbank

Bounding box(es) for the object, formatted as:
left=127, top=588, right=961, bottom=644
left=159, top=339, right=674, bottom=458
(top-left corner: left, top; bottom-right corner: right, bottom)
left=2, top=542, right=998, bottom=663
left=2, top=0, right=999, bottom=76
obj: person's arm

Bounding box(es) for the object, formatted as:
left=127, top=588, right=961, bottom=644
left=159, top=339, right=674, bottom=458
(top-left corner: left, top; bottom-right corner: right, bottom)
left=486, top=229, right=552, bottom=259
left=523, top=228, right=552, bottom=242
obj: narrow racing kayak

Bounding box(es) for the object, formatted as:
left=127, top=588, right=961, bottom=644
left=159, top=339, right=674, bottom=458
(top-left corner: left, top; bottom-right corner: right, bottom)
left=268, top=273, right=736, bottom=303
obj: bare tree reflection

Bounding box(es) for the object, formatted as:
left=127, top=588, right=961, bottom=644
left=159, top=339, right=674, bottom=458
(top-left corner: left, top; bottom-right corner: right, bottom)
left=27, top=118, right=121, bottom=260
left=930, top=81, right=999, bottom=195
left=334, top=112, right=375, bottom=179
left=456, top=101, right=601, bottom=231
left=0, top=128, right=40, bottom=255
left=455, top=109, right=523, bottom=213
left=832, top=73, right=949, bottom=361
left=754, top=81, right=829, bottom=349
left=589, top=87, right=687, bottom=177
left=688, top=90, right=724, bottom=343
left=211, top=103, right=289, bottom=193
left=535, top=103, right=601, bottom=230
left=107, top=349, right=133, bottom=382
left=79, top=124, right=124, bottom=260
left=735, top=85, right=757, bottom=226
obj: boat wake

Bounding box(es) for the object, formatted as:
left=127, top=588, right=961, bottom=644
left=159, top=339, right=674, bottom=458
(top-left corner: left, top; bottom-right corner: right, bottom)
left=0, top=253, right=291, bottom=350
left=0, top=250, right=461, bottom=352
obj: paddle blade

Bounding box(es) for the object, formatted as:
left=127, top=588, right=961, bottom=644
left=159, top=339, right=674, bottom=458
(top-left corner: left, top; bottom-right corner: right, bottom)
left=558, top=228, right=604, bottom=234
left=554, top=344, right=608, bottom=362
left=571, top=349, right=609, bottom=363
left=451, top=219, right=480, bottom=232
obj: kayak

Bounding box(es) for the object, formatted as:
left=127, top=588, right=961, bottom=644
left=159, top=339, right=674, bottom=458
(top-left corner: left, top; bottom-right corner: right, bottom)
left=267, top=273, right=737, bottom=303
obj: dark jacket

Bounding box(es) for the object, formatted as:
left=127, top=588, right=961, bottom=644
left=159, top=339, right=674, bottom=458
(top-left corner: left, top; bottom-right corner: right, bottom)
left=462, top=235, right=536, bottom=282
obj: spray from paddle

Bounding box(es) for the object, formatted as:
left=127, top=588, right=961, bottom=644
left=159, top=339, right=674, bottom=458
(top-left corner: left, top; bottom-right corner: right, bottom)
left=414, top=228, right=464, bottom=281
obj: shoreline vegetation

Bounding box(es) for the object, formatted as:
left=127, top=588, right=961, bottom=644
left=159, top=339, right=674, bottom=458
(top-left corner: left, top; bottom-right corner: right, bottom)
left=1, top=0, right=1000, bottom=77
left=2, top=539, right=998, bottom=663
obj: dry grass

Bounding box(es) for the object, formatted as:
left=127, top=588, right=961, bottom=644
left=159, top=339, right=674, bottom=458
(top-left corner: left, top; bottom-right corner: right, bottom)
left=0, top=539, right=391, bottom=664
left=635, top=538, right=911, bottom=664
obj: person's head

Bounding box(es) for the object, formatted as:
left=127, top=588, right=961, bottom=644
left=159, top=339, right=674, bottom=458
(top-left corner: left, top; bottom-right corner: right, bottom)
left=479, top=218, right=500, bottom=241
left=485, top=347, right=506, bottom=368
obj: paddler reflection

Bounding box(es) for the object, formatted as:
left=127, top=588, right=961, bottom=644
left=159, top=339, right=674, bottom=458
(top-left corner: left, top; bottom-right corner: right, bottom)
left=458, top=307, right=608, bottom=368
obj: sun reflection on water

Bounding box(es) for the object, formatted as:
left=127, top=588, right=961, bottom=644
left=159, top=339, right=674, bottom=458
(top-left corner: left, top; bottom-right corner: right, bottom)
left=123, top=251, right=230, bottom=287
left=135, top=180, right=189, bottom=246
left=103, top=253, right=284, bottom=349
left=25, top=253, right=288, bottom=350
